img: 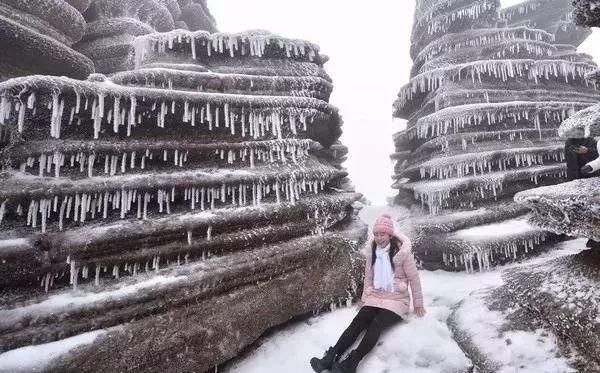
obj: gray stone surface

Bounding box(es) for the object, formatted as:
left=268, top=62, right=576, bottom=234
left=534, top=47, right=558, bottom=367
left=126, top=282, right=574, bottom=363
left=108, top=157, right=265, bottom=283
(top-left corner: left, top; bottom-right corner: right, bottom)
left=0, top=0, right=94, bottom=81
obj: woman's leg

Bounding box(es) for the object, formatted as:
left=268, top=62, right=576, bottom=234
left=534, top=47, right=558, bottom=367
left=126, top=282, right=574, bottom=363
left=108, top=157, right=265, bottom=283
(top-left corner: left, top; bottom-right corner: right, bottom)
left=332, top=306, right=379, bottom=355
left=352, top=308, right=403, bottom=360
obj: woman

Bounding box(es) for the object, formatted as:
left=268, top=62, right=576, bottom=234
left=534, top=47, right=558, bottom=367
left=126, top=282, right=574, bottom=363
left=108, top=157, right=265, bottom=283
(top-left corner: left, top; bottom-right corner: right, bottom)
left=310, top=214, right=425, bottom=373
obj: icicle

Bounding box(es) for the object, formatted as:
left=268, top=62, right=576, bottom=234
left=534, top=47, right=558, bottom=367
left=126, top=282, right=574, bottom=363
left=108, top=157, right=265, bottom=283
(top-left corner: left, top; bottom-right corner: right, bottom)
left=70, top=258, right=78, bottom=290
left=95, top=265, right=101, bottom=286
left=113, top=265, right=120, bottom=279
left=127, top=96, right=137, bottom=136
left=0, top=95, right=9, bottom=125
left=0, top=199, right=6, bottom=225
left=27, top=92, right=36, bottom=109
left=224, top=103, right=230, bottom=129
left=113, top=97, right=121, bottom=133
left=183, top=101, right=189, bottom=123
left=17, top=100, right=26, bottom=133
left=143, top=192, right=149, bottom=220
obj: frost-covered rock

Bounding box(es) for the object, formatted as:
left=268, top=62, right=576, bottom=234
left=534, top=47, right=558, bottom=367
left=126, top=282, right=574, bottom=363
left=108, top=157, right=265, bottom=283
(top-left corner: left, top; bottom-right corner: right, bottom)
left=572, top=0, right=600, bottom=27
left=393, top=0, right=599, bottom=271
left=509, top=6, right=600, bottom=371
left=0, top=18, right=364, bottom=373
left=559, top=101, right=600, bottom=137
left=180, top=2, right=217, bottom=32
left=74, top=0, right=217, bottom=74
left=0, top=232, right=363, bottom=373
left=449, top=285, right=584, bottom=372
left=515, top=178, right=600, bottom=240
left=74, top=18, right=155, bottom=74
left=500, top=0, right=592, bottom=45
left=0, top=0, right=94, bottom=81
left=515, top=0, right=600, bottom=242
left=495, top=249, right=600, bottom=371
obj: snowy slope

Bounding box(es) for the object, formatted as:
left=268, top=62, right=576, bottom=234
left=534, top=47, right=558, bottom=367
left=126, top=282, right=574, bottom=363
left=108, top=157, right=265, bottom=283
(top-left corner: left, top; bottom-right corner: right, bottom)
left=223, top=206, right=583, bottom=373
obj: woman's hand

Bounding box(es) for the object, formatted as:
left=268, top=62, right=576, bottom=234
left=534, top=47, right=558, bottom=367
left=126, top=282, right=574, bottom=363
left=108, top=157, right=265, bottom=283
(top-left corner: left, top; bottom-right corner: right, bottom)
left=414, top=306, right=426, bottom=318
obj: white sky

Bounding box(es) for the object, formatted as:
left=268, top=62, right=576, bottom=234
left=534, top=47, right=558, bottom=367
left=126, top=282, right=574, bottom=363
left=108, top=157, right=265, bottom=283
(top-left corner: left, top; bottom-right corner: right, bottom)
left=208, top=0, right=600, bottom=205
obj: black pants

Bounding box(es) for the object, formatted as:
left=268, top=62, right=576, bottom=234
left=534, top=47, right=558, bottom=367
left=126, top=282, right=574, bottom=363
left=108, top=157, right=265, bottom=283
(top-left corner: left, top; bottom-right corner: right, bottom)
left=333, top=306, right=402, bottom=361
left=565, top=138, right=599, bottom=181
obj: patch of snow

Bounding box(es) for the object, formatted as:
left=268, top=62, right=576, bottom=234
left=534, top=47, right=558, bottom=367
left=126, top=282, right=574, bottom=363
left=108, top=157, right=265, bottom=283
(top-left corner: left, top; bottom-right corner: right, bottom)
left=0, top=238, right=28, bottom=249
left=0, top=275, right=187, bottom=329
left=500, top=0, right=529, bottom=8
left=456, top=290, right=576, bottom=373
left=516, top=238, right=588, bottom=266
left=452, top=218, right=539, bottom=240
left=0, top=330, right=106, bottom=373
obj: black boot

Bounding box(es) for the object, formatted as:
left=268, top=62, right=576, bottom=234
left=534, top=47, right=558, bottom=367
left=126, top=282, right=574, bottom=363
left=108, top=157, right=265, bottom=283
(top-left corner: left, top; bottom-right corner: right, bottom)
left=586, top=239, right=600, bottom=249
left=331, top=350, right=361, bottom=373
left=310, top=346, right=338, bottom=373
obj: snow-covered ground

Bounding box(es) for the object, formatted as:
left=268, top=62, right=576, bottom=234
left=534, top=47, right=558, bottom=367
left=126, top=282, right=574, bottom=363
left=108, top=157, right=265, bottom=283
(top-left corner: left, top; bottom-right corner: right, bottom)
left=226, top=205, right=585, bottom=373
left=0, top=205, right=586, bottom=373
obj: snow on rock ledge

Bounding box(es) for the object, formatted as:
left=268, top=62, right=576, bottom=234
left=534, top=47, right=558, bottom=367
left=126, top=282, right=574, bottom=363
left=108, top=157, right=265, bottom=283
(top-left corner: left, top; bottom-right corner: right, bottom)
left=559, top=102, right=600, bottom=137
left=515, top=178, right=600, bottom=240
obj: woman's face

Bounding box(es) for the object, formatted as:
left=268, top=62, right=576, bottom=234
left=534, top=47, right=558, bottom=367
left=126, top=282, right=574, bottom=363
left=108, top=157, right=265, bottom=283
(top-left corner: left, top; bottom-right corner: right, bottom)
left=373, top=231, right=391, bottom=247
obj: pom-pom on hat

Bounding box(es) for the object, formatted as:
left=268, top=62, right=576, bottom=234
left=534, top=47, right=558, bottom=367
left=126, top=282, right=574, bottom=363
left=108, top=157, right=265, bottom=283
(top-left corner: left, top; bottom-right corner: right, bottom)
left=373, top=214, right=394, bottom=236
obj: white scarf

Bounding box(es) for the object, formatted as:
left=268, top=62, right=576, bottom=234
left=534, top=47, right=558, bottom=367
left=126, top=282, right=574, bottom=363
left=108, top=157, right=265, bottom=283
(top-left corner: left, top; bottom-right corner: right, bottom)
left=373, top=243, right=395, bottom=292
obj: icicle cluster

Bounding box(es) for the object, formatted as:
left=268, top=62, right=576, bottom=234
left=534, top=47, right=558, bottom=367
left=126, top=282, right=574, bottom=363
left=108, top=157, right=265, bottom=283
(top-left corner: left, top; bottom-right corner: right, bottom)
left=415, top=27, right=554, bottom=67
left=0, top=80, right=324, bottom=141
left=417, top=1, right=496, bottom=37
left=397, top=59, right=596, bottom=108
left=0, top=23, right=358, bottom=297
left=441, top=230, right=546, bottom=272
left=15, top=139, right=313, bottom=177
left=418, top=145, right=565, bottom=179
left=133, top=30, right=320, bottom=69
left=414, top=101, right=587, bottom=140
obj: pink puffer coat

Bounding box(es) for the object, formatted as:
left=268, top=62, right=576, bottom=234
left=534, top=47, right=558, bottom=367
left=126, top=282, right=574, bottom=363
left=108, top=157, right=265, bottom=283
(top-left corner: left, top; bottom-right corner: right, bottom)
left=360, top=233, right=424, bottom=317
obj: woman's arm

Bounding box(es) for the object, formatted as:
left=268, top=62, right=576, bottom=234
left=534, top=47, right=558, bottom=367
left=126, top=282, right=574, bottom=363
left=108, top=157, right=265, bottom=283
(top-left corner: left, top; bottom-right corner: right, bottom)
left=398, top=235, right=426, bottom=317
left=402, top=251, right=424, bottom=308
left=361, top=242, right=374, bottom=302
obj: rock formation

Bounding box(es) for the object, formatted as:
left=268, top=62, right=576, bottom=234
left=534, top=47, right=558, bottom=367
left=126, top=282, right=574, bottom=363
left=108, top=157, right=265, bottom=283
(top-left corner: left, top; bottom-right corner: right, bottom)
left=0, top=11, right=365, bottom=373
left=0, top=0, right=95, bottom=80
left=446, top=249, right=599, bottom=372
left=505, top=175, right=600, bottom=371
left=74, top=0, right=218, bottom=74
left=573, top=0, right=600, bottom=27
left=392, top=0, right=599, bottom=271
left=493, top=5, right=600, bottom=370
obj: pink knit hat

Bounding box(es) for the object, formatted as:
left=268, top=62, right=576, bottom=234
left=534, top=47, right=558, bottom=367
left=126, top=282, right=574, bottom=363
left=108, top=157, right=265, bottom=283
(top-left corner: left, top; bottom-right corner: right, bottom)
left=373, top=214, right=395, bottom=236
